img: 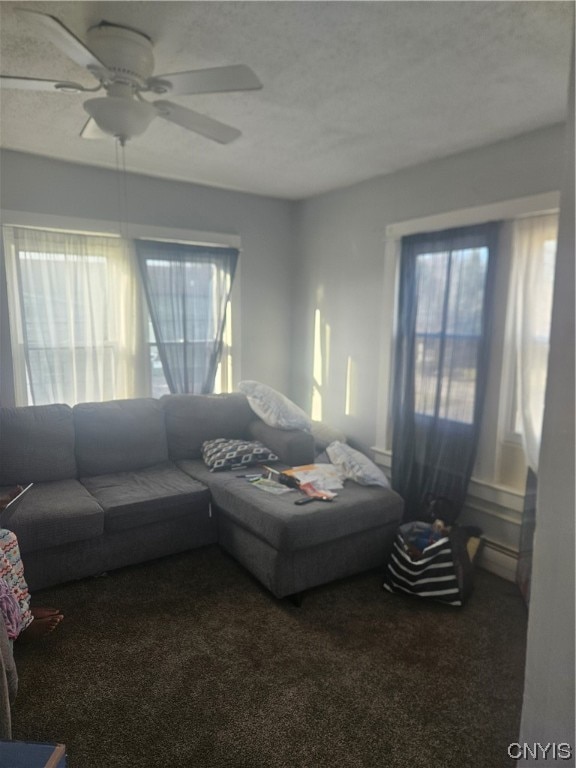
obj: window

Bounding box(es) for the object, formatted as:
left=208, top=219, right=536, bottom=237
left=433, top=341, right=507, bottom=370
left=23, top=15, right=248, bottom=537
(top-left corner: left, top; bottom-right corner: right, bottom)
left=391, top=222, right=499, bottom=518
left=506, top=213, right=558, bottom=470
left=375, top=192, right=560, bottom=493
left=3, top=227, right=145, bottom=406
left=136, top=240, right=238, bottom=396
left=2, top=224, right=239, bottom=406
left=413, top=245, right=489, bottom=424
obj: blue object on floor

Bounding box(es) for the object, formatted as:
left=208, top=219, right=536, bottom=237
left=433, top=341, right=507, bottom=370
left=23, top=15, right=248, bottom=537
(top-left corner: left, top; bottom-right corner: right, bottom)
left=0, top=740, right=67, bottom=767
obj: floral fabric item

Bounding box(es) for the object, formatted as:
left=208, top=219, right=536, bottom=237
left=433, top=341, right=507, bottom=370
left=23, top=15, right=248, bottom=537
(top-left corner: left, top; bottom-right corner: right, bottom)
left=0, top=576, right=22, bottom=640
left=0, top=528, right=32, bottom=638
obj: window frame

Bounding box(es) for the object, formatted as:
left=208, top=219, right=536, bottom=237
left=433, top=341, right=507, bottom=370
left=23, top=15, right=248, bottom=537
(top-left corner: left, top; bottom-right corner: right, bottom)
left=374, top=191, right=560, bottom=490
left=1, top=210, right=242, bottom=402
left=411, top=241, right=491, bottom=426
left=136, top=240, right=238, bottom=396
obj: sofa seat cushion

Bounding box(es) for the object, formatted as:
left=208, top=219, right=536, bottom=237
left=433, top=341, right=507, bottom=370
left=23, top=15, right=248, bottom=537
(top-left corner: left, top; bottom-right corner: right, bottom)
left=177, top=459, right=404, bottom=551
left=0, top=480, right=104, bottom=555
left=80, top=463, right=210, bottom=533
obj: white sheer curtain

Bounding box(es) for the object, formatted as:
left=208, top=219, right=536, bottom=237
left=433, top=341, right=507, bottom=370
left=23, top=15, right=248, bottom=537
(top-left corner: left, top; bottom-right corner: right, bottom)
left=511, top=213, right=558, bottom=472
left=3, top=226, right=148, bottom=406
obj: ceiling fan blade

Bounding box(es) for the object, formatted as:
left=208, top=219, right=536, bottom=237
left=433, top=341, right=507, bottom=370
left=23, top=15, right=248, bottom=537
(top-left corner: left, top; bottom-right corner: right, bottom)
left=148, top=65, right=262, bottom=96
left=16, top=9, right=109, bottom=76
left=1, top=75, right=88, bottom=93
left=154, top=101, right=241, bottom=144
left=80, top=117, right=110, bottom=140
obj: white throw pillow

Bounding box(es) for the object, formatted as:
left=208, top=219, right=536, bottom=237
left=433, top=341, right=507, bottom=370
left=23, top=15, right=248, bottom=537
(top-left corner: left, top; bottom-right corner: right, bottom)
left=326, top=441, right=390, bottom=488
left=238, top=381, right=312, bottom=431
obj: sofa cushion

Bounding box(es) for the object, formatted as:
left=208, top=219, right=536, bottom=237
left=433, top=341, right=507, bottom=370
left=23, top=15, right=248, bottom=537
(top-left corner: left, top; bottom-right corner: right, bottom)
left=0, top=404, right=77, bottom=485
left=177, top=459, right=404, bottom=551
left=162, top=393, right=255, bottom=460
left=80, top=463, right=210, bottom=533
left=74, top=398, right=169, bottom=476
left=326, top=442, right=390, bottom=487
left=247, top=420, right=315, bottom=467
left=238, top=381, right=312, bottom=431
left=0, top=480, right=104, bottom=554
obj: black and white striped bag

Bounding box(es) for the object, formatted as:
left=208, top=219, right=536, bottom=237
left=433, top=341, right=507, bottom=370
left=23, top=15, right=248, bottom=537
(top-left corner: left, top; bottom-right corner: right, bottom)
left=383, top=521, right=474, bottom=607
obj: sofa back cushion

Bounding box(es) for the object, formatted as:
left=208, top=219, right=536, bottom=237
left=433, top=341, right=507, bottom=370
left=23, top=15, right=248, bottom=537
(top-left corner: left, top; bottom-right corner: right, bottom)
left=0, top=404, right=77, bottom=485
left=74, top=398, right=169, bottom=476
left=162, top=393, right=255, bottom=460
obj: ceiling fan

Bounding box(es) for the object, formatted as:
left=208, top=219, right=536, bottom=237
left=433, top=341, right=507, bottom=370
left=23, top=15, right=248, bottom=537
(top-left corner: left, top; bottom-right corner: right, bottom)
left=0, top=9, right=263, bottom=145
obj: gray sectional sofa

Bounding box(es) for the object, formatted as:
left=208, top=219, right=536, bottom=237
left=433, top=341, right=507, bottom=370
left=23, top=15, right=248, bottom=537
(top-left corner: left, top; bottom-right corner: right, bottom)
left=0, top=392, right=405, bottom=735
left=0, top=393, right=404, bottom=599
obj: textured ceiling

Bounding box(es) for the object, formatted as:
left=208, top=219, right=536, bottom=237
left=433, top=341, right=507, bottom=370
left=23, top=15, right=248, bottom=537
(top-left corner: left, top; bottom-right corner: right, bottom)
left=0, top=1, right=573, bottom=200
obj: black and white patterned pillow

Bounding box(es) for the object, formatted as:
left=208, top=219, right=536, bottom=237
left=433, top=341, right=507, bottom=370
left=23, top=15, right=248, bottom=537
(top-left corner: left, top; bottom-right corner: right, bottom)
left=202, top=438, right=278, bottom=471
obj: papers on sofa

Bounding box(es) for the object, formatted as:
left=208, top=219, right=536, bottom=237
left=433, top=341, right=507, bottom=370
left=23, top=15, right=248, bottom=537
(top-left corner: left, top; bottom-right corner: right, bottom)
left=250, top=477, right=295, bottom=495
left=281, top=464, right=344, bottom=491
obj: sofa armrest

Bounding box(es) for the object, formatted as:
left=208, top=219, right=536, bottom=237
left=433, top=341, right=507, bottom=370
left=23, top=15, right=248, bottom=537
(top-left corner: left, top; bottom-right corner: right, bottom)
left=247, top=420, right=315, bottom=467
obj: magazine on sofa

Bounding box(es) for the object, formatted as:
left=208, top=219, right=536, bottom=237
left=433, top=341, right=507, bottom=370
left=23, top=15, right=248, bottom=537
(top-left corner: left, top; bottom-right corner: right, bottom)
left=260, top=465, right=337, bottom=501
left=281, top=464, right=343, bottom=491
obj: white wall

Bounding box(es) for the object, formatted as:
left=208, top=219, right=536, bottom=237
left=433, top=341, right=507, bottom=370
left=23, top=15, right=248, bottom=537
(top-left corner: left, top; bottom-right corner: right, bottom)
left=292, top=123, right=567, bottom=581
left=0, top=150, right=296, bottom=396
left=518, top=48, right=575, bottom=762
left=292, top=123, right=566, bottom=453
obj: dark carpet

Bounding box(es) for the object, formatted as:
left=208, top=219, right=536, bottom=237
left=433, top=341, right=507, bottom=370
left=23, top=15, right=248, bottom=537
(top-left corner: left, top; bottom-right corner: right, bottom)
left=12, top=546, right=527, bottom=768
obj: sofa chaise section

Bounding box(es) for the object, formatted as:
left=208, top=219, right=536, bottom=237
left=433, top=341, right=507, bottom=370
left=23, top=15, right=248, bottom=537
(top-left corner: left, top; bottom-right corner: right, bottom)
left=176, top=458, right=404, bottom=599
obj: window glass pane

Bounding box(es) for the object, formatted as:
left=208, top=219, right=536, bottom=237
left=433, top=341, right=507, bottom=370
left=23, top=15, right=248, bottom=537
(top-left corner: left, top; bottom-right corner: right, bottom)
left=414, top=335, right=440, bottom=417
left=533, top=239, right=556, bottom=340
left=184, top=262, right=216, bottom=340
left=513, top=234, right=557, bottom=435
left=415, top=252, right=449, bottom=334
left=138, top=242, right=237, bottom=395
left=439, top=337, right=479, bottom=422
left=413, top=246, right=488, bottom=424
left=445, top=248, right=488, bottom=336
left=149, top=343, right=170, bottom=398
left=19, top=252, right=109, bottom=347
left=11, top=232, right=135, bottom=406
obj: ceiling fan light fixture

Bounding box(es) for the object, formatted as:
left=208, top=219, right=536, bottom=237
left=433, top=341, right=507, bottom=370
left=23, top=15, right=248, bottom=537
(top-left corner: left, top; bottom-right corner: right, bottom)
left=84, top=96, right=155, bottom=141
left=3, top=11, right=261, bottom=145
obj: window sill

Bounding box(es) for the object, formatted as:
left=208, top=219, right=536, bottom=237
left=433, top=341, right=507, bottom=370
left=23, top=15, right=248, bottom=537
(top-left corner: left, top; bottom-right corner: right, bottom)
left=372, top=445, right=525, bottom=503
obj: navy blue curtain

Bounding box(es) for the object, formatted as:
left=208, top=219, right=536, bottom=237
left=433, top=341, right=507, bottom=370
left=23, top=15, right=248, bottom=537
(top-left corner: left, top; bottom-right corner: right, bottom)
left=136, top=240, right=238, bottom=394
left=391, top=222, right=500, bottom=521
